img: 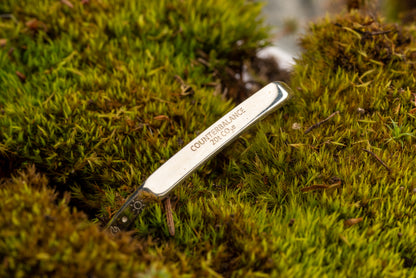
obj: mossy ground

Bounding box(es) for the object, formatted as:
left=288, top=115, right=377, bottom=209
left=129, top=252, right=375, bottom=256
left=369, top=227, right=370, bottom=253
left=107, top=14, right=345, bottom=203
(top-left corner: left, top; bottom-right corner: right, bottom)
left=1, top=0, right=416, bottom=277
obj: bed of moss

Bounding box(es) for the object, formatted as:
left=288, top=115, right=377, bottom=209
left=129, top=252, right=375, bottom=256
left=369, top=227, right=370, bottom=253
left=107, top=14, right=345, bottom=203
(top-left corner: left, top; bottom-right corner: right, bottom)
left=1, top=0, right=416, bottom=277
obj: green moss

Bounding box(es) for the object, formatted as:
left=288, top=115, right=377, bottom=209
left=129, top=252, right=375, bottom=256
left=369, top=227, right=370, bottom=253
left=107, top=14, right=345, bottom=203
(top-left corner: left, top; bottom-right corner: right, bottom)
left=1, top=1, right=416, bottom=277
left=0, top=166, right=176, bottom=277
left=0, top=0, right=268, bottom=212
left=383, top=0, right=416, bottom=22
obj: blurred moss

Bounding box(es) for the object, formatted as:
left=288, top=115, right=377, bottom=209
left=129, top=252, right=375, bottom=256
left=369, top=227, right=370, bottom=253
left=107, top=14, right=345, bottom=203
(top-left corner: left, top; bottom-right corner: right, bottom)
left=383, top=0, right=416, bottom=22
left=0, top=165, right=174, bottom=277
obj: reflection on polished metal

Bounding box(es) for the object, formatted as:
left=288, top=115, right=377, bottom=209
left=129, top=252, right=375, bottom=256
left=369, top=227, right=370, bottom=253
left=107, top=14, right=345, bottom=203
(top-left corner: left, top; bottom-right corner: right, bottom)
left=105, top=82, right=292, bottom=233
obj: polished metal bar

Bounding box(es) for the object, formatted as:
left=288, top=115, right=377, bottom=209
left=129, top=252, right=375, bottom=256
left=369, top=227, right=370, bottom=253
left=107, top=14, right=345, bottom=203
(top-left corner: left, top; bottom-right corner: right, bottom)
left=106, top=82, right=292, bottom=233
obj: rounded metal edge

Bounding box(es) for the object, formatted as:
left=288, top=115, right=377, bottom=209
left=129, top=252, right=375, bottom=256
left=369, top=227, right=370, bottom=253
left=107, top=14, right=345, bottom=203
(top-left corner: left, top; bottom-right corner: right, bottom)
left=273, top=81, right=293, bottom=102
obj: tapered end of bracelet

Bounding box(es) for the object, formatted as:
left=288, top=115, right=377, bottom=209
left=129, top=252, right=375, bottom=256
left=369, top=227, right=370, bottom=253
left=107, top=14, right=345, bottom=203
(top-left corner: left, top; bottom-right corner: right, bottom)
left=105, top=186, right=157, bottom=234
left=273, top=81, right=293, bottom=102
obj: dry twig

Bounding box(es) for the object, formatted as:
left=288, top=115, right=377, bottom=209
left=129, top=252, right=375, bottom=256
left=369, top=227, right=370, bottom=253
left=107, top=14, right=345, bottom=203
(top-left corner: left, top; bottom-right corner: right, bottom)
left=164, top=197, right=175, bottom=236
left=304, top=111, right=340, bottom=134
left=301, top=181, right=342, bottom=192
left=362, top=148, right=392, bottom=172
left=344, top=217, right=363, bottom=228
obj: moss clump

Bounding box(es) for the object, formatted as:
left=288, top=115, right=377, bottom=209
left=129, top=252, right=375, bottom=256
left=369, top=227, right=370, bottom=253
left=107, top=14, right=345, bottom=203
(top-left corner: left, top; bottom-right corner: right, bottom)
left=232, top=10, right=416, bottom=276
left=0, top=0, right=268, bottom=216
left=0, top=166, right=175, bottom=277
left=1, top=0, right=416, bottom=277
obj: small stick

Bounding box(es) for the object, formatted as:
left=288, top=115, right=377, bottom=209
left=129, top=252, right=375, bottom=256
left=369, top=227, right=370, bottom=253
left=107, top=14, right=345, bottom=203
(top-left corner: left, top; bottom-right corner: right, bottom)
left=304, top=111, right=339, bottom=134
left=300, top=184, right=328, bottom=192
left=367, top=30, right=392, bottom=36
left=164, top=197, right=175, bottom=236
left=300, top=181, right=342, bottom=192
left=362, top=149, right=391, bottom=172
left=61, top=0, right=74, bottom=8
left=344, top=217, right=363, bottom=228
